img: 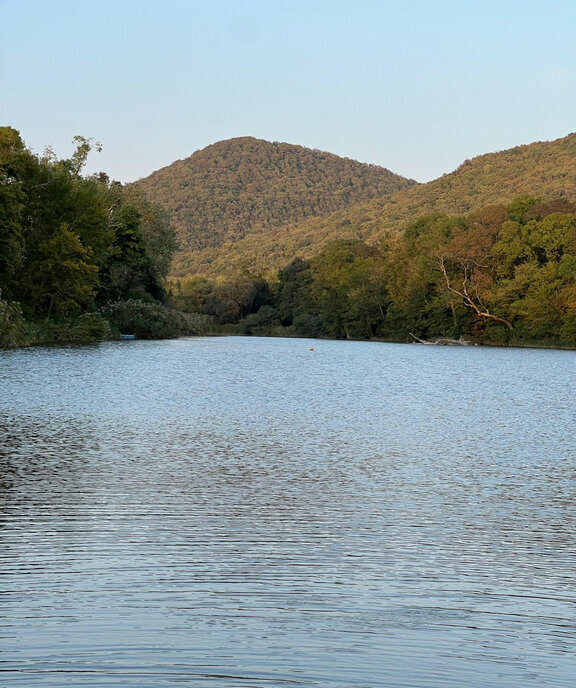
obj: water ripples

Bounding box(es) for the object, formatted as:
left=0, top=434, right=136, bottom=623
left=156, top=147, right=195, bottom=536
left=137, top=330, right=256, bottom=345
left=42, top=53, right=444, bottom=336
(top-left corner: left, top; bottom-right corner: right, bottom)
left=1, top=337, right=575, bottom=686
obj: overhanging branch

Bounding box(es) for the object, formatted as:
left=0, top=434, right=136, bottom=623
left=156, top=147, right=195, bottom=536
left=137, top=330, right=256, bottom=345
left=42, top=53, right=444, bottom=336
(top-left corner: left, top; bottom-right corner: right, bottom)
left=436, top=255, right=513, bottom=330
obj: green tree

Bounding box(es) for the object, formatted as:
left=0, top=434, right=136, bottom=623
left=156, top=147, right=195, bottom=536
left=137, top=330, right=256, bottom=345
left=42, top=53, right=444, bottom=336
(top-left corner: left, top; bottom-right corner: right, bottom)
left=203, top=277, right=257, bottom=324
left=20, top=224, right=98, bottom=317
left=276, top=258, right=313, bottom=326
left=0, top=128, right=28, bottom=298
left=99, top=204, right=154, bottom=300
left=169, top=275, right=213, bottom=312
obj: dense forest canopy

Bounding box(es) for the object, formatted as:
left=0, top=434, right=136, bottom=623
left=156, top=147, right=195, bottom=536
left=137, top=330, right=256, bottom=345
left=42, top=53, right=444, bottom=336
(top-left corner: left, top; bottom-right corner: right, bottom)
left=146, top=133, right=576, bottom=280
left=2, top=127, right=575, bottom=348
left=0, top=127, right=210, bottom=345
left=0, top=127, right=176, bottom=311
left=170, top=196, right=576, bottom=347
left=133, top=136, right=416, bottom=276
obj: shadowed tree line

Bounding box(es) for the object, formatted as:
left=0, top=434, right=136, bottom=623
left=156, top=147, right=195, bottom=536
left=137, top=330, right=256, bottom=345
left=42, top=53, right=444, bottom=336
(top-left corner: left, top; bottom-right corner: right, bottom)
left=0, top=127, right=211, bottom=346
left=170, top=196, right=576, bottom=346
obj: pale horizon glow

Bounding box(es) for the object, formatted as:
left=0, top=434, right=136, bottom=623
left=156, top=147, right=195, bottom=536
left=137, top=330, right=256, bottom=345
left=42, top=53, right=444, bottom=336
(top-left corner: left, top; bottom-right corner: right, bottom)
left=1, top=0, right=575, bottom=184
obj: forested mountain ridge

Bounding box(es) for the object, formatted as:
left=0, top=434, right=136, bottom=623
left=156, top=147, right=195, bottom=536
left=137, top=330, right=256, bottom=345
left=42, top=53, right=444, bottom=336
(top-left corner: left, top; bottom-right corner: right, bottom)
left=132, top=136, right=417, bottom=270
left=141, top=133, right=576, bottom=279
left=283, top=132, right=576, bottom=244
left=3, top=127, right=575, bottom=349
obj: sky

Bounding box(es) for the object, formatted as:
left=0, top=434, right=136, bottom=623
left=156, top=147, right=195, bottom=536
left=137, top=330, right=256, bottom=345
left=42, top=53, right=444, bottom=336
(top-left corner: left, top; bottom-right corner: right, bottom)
left=1, top=0, right=575, bottom=183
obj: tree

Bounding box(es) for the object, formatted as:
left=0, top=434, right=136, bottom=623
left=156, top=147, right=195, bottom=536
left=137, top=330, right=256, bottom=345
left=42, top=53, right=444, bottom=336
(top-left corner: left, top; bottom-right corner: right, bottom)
left=385, top=215, right=464, bottom=338
left=276, top=258, right=313, bottom=326
left=170, top=275, right=213, bottom=312
left=99, top=204, right=155, bottom=301
left=20, top=224, right=98, bottom=317
left=436, top=254, right=513, bottom=330
left=202, top=277, right=257, bottom=323
left=492, top=211, right=576, bottom=341
left=433, top=206, right=514, bottom=331
left=308, top=240, right=388, bottom=339
left=0, top=128, right=28, bottom=298
left=120, top=185, right=177, bottom=288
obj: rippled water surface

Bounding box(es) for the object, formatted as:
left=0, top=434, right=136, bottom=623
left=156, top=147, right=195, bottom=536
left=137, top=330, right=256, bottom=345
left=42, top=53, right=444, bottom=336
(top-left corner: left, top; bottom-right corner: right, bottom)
left=1, top=337, right=575, bottom=687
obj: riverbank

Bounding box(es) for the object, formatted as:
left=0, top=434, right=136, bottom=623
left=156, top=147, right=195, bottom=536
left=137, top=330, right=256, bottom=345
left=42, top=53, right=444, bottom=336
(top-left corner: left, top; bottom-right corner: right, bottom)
left=3, top=304, right=575, bottom=352
left=4, top=323, right=576, bottom=353
left=0, top=299, right=214, bottom=349
left=211, top=323, right=576, bottom=352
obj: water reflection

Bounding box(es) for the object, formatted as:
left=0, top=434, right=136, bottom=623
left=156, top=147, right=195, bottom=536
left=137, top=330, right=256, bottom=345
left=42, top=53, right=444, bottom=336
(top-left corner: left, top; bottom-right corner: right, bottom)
left=0, top=338, right=575, bottom=686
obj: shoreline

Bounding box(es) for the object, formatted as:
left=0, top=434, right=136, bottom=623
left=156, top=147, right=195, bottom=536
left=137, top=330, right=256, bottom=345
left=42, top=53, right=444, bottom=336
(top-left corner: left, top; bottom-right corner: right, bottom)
left=200, top=330, right=576, bottom=352
left=5, top=331, right=575, bottom=353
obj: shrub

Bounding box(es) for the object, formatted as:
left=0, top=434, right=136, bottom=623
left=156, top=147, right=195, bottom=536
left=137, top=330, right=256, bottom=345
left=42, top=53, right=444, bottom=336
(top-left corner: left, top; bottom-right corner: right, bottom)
left=29, top=313, right=115, bottom=345
left=0, top=297, right=29, bottom=348
left=236, top=306, right=281, bottom=335
left=183, top=311, right=214, bottom=336
left=101, top=300, right=214, bottom=339
left=68, top=313, right=115, bottom=342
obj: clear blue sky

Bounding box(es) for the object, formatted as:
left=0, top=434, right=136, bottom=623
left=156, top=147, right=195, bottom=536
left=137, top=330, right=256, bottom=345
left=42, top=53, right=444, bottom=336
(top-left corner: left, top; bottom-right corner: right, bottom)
left=1, top=0, right=575, bottom=182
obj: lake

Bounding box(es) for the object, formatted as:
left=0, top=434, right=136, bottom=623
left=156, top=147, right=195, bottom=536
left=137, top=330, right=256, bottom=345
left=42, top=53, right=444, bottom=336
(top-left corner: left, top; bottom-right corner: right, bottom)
left=1, top=336, right=575, bottom=687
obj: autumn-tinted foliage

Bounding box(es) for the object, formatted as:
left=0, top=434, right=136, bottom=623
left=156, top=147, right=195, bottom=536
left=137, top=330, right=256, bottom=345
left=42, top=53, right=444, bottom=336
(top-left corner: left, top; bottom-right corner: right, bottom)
left=155, top=133, right=576, bottom=280
left=4, top=127, right=576, bottom=349
left=171, top=197, right=576, bottom=347
left=133, top=136, right=416, bottom=277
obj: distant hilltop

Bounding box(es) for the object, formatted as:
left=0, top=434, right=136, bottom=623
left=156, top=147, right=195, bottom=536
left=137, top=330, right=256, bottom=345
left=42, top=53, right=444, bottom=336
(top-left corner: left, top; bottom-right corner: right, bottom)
left=132, top=133, right=576, bottom=279
left=132, top=137, right=416, bottom=274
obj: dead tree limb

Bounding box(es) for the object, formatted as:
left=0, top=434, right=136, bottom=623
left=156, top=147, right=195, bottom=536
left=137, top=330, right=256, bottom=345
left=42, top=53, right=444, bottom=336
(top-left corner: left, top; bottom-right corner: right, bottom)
left=409, top=332, right=430, bottom=344
left=436, top=255, right=513, bottom=330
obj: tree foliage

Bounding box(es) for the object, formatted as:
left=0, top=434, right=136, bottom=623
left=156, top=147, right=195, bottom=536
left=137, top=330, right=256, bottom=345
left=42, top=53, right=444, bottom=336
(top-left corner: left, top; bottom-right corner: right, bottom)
left=4, top=126, right=576, bottom=349
left=101, top=300, right=212, bottom=339
left=133, top=136, right=416, bottom=277
left=0, top=127, right=177, bottom=344
left=148, top=133, right=576, bottom=281
left=172, top=197, right=576, bottom=347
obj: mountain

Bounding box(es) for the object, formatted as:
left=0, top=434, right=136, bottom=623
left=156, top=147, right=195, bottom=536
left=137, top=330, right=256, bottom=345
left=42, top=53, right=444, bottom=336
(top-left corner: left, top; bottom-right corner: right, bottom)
left=132, top=137, right=416, bottom=276
left=136, top=133, right=576, bottom=280
left=187, top=133, right=576, bottom=279
left=275, top=132, right=576, bottom=248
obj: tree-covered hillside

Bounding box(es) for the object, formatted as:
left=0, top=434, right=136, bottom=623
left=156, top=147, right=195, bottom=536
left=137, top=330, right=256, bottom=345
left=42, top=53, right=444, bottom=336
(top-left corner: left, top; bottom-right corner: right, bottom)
left=158, top=133, right=576, bottom=279
left=133, top=136, right=416, bottom=274
left=284, top=132, right=576, bottom=243
left=170, top=196, right=576, bottom=347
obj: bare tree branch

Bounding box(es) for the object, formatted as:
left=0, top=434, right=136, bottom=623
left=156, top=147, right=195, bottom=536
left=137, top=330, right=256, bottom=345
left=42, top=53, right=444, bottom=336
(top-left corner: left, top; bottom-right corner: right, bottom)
left=436, top=255, right=513, bottom=330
